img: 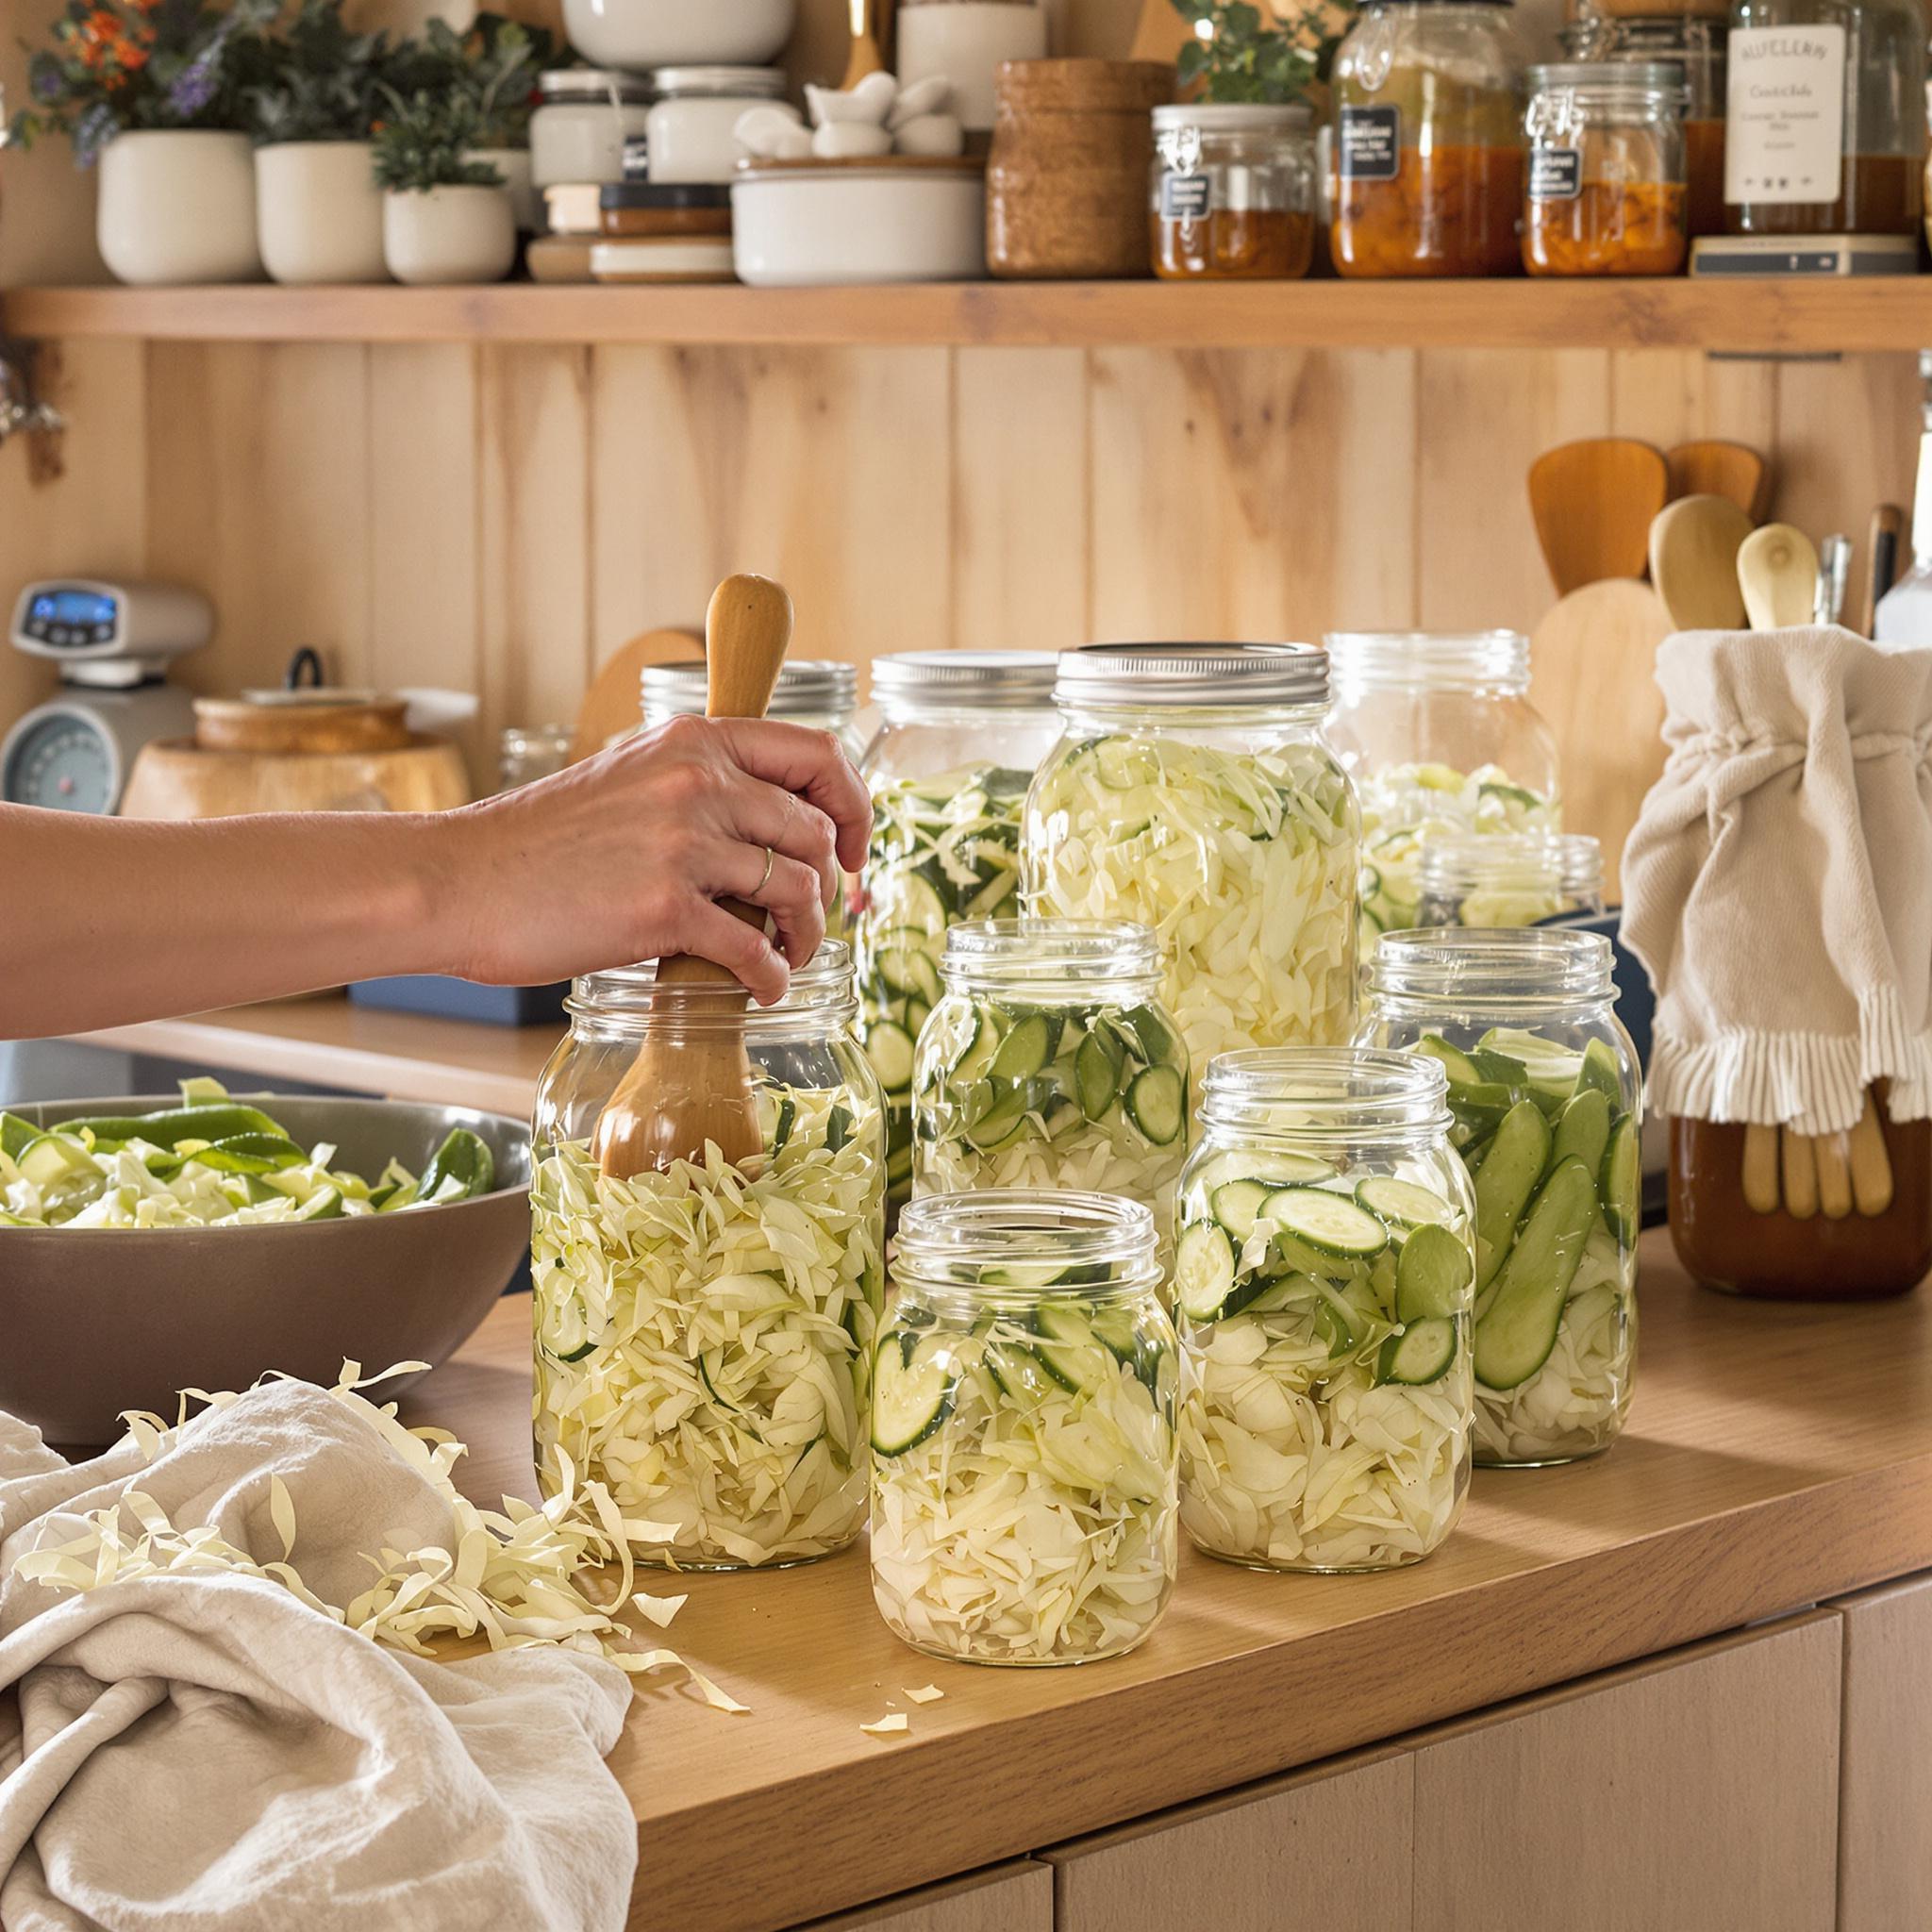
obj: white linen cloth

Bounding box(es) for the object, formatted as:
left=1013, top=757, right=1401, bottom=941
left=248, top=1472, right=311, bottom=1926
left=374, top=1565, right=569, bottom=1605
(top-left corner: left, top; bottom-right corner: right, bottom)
left=0, top=1378, right=638, bottom=1932
left=1621, top=626, right=1932, bottom=1133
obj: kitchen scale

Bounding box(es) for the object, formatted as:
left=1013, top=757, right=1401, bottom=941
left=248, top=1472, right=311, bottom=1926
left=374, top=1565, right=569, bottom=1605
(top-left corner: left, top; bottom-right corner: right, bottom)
left=1, top=579, right=211, bottom=813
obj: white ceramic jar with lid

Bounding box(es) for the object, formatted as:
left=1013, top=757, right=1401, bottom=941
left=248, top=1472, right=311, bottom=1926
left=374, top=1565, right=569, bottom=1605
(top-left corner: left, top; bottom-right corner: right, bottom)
left=646, top=67, right=788, bottom=183
left=530, top=70, right=654, bottom=191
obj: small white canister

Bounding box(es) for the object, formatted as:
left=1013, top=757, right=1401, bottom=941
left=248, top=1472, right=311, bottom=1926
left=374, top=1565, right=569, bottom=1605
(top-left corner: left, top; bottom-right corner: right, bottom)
left=646, top=67, right=788, bottom=183
left=529, top=69, right=654, bottom=190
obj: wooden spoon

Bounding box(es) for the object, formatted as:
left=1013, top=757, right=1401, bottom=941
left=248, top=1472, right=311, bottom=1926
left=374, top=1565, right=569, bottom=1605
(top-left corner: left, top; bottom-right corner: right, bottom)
left=1737, top=524, right=1820, bottom=631
left=841, top=0, right=884, bottom=88
left=592, top=575, right=794, bottom=1181
left=1664, top=441, right=1771, bottom=522
left=1528, top=439, right=1669, bottom=596
left=1649, top=494, right=1754, bottom=631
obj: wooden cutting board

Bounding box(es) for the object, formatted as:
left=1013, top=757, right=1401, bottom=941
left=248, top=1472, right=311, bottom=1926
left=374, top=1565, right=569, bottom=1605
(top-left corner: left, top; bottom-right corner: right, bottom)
left=1665, top=440, right=1772, bottom=522
left=1530, top=579, right=1675, bottom=899
left=1528, top=439, right=1670, bottom=596
left=571, top=626, right=704, bottom=763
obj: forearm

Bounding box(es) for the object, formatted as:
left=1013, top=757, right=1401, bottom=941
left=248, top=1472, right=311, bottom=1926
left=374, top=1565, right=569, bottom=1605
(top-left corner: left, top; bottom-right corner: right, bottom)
left=0, top=806, right=460, bottom=1039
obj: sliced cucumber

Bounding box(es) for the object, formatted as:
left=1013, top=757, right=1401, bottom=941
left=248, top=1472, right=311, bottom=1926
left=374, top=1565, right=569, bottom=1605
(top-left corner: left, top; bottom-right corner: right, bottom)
left=1473, top=1156, right=1598, bottom=1391
left=1261, top=1186, right=1389, bottom=1259
left=1415, top=1033, right=1485, bottom=1088
left=907, top=951, right=943, bottom=1008
left=871, top=1331, right=958, bottom=1456
left=1125, top=1004, right=1180, bottom=1070
left=17, top=1133, right=98, bottom=1190
left=1188, top=1147, right=1331, bottom=1198
left=1212, top=1179, right=1274, bottom=1242
left=990, top=1011, right=1058, bottom=1083
left=1469, top=1047, right=1530, bottom=1089
left=965, top=1080, right=1034, bottom=1151
left=1125, top=1064, right=1186, bottom=1146
left=1356, top=1175, right=1454, bottom=1232
left=1574, top=1038, right=1624, bottom=1106
left=1396, top=1222, right=1474, bottom=1322
left=871, top=870, right=947, bottom=934
left=1379, top=1317, right=1457, bottom=1386
left=1480, top=1026, right=1583, bottom=1099
left=1075, top=1029, right=1121, bottom=1119
left=1175, top=1221, right=1239, bottom=1322
left=1033, top=1304, right=1115, bottom=1395
left=1551, top=1087, right=1611, bottom=1179
left=865, top=1021, right=917, bottom=1095
left=981, top=1333, right=1057, bottom=1405
left=949, top=1009, right=999, bottom=1084
left=1473, top=1099, right=1552, bottom=1291
left=1601, top=1114, right=1640, bottom=1244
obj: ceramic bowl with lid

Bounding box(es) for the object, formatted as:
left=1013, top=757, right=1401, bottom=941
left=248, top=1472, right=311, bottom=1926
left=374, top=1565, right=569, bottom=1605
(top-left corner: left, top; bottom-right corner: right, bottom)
left=731, top=157, right=987, bottom=286
left=562, top=0, right=796, bottom=72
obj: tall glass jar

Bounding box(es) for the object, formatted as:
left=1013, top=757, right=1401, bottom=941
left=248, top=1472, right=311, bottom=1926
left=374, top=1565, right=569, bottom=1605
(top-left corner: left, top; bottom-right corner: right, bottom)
left=1024, top=643, right=1358, bottom=1081
left=1523, top=61, right=1689, bottom=275
left=530, top=941, right=885, bottom=1569
left=857, top=651, right=1063, bottom=1221
left=1149, top=102, right=1318, bottom=280
left=1325, top=629, right=1561, bottom=945
left=1329, top=0, right=1526, bottom=276
left=1359, top=929, right=1640, bottom=1467
left=870, top=1190, right=1178, bottom=1666
left=1174, top=1048, right=1475, bottom=1573
left=912, top=919, right=1190, bottom=1253
left=1417, top=831, right=1606, bottom=928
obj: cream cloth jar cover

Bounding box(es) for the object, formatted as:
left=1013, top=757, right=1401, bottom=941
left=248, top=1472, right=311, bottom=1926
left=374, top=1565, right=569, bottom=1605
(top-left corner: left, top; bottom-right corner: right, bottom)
left=1621, top=627, right=1932, bottom=1136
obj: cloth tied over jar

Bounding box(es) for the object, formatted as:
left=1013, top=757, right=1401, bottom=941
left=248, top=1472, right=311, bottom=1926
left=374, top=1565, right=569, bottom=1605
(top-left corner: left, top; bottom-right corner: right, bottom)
left=1622, top=627, right=1932, bottom=1136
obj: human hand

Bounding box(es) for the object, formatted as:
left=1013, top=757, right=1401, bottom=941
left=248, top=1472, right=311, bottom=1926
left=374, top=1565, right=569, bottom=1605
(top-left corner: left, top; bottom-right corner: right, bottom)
left=441, top=715, right=871, bottom=1002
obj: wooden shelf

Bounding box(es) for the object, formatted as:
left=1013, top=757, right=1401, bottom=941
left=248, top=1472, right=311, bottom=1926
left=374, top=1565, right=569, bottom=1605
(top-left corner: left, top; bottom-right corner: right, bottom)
left=8, top=276, right=1932, bottom=351
left=407, top=1238, right=1932, bottom=1932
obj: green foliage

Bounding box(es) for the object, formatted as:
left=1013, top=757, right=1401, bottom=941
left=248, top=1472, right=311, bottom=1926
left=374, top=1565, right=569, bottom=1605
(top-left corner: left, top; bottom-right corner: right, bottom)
left=381, top=12, right=553, bottom=147
left=247, top=0, right=389, bottom=144
left=370, top=86, right=504, bottom=192
left=1168, top=0, right=1351, bottom=103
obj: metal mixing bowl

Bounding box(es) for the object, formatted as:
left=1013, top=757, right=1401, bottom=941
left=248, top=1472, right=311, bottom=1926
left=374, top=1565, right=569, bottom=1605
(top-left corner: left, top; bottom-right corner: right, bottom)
left=0, top=1095, right=531, bottom=1447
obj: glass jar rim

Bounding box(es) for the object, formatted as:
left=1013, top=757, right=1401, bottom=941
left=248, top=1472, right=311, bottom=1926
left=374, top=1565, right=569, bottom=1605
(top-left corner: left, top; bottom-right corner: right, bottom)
left=1418, top=830, right=1605, bottom=896
left=539, top=68, right=653, bottom=103
left=941, top=918, right=1163, bottom=995
left=1325, top=629, right=1531, bottom=694
left=1055, top=641, right=1330, bottom=710
left=1368, top=926, right=1616, bottom=1003
left=1152, top=102, right=1314, bottom=133
left=870, top=650, right=1061, bottom=718
left=894, top=1189, right=1162, bottom=1299
left=1528, top=58, right=1687, bottom=93
left=642, top=658, right=858, bottom=724
left=569, top=939, right=856, bottom=1025
left=1202, top=1047, right=1452, bottom=1137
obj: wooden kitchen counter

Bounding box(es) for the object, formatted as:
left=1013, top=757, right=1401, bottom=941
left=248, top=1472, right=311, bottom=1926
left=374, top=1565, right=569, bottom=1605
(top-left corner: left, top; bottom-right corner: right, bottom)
left=404, top=1236, right=1932, bottom=1932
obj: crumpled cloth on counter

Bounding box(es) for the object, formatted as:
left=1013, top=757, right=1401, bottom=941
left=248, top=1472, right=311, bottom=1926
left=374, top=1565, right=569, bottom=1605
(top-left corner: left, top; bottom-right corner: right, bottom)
left=0, top=1378, right=638, bottom=1932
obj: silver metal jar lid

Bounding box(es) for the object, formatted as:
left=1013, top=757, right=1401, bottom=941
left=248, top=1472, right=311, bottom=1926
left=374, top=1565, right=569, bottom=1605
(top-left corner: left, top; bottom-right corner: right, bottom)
left=1054, top=641, right=1330, bottom=709
left=539, top=68, right=654, bottom=105
left=647, top=66, right=787, bottom=98
left=870, top=651, right=1061, bottom=715
left=1151, top=102, right=1314, bottom=133
left=1527, top=59, right=1687, bottom=90
left=641, top=658, right=858, bottom=721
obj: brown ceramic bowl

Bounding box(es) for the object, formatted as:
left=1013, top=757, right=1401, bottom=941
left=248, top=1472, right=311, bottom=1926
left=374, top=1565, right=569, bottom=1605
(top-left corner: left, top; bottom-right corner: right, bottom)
left=0, top=1096, right=531, bottom=1448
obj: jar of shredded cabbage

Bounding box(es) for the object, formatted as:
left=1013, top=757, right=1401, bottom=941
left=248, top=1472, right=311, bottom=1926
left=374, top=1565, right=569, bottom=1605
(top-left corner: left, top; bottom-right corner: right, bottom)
left=912, top=920, right=1189, bottom=1253
left=1358, top=929, right=1639, bottom=1468
left=856, top=652, right=1064, bottom=1222
left=1326, top=629, right=1561, bottom=949
left=1024, top=643, right=1360, bottom=1083
left=530, top=941, right=885, bottom=1570
left=870, top=1190, right=1178, bottom=1665
left=1174, top=1047, right=1474, bottom=1573
left=1417, top=831, right=1605, bottom=929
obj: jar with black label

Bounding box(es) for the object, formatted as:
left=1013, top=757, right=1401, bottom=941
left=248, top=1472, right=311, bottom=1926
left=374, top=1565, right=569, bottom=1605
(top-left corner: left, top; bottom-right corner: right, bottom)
left=1329, top=0, right=1526, bottom=277
left=1149, top=102, right=1317, bottom=279
left=1524, top=61, right=1688, bottom=275
left=1724, top=0, right=1927, bottom=236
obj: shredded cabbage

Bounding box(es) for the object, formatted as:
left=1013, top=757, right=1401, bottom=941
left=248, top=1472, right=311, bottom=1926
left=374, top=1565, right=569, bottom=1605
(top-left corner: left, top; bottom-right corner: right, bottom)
left=1024, top=733, right=1359, bottom=1074
left=531, top=1085, right=884, bottom=1570
left=870, top=1304, right=1177, bottom=1664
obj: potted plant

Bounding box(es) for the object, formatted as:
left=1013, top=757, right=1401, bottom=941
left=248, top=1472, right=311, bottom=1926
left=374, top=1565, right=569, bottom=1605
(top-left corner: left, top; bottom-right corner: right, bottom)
left=373, top=89, right=516, bottom=286
left=8, top=0, right=278, bottom=285
left=246, top=0, right=391, bottom=284
left=1171, top=0, right=1353, bottom=103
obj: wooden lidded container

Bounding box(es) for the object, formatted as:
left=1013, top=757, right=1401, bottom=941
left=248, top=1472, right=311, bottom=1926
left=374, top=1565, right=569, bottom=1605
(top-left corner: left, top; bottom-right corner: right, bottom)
left=986, top=58, right=1174, bottom=278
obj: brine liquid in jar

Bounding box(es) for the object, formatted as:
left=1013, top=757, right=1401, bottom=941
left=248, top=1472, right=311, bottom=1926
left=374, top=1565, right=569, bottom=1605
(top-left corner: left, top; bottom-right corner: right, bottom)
left=1150, top=101, right=1318, bottom=279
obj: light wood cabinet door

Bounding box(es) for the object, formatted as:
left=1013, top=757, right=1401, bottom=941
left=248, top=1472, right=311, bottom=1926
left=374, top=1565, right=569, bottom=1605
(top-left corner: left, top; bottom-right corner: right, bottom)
left=793, top=1861, right=1052, bottom=1932
left=1830, top=1571, right=1932, bottom=1932
left=1041, top=1746, right=1412, bottom=1932
left=1410, top=1611, right=1841, bottom=1932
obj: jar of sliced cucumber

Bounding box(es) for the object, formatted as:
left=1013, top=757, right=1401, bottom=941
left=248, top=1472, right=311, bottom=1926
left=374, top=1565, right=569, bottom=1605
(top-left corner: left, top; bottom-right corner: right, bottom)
left=855, top=652, right=1064, bottom=1222
left=870, top=1191, right=1178, bottom=1666
left=1174, top=1048, right=1476, bottom=1574
left=1416, top=831, right=1605, bottom=930
left=913, top=919, right=1189, bottom=1251
left=1360, top=928, right=1641, bottom=1467
left=1024, top=643, right=1360, bottom=1079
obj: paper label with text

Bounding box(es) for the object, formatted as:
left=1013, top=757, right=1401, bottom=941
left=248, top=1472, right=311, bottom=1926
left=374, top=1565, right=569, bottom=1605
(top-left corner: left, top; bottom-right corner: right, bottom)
left=1724, top=26, right=1846, bottom=207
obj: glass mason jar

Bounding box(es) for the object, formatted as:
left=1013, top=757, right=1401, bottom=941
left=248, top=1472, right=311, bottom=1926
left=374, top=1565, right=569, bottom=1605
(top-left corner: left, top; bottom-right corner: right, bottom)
left=1149, top=102, right=1318, bottom=280
left=498, top=723, right=574, bottom=791
left=1524, top=61, right=1689, bottom=275
left=1326, top=629, right=1561, bottom=947
left=1359, top=929, right=1640, bottom=1467
left=1417, top=831, right=1606, bottom=928
left=869, top=1190, right=1179, bottom=1666
left=1724, top=0, right=1927, bottom=237
left=911, top=919, right=1190, bottom=1253
left=530, top=941, right=886, bottom=1570
left=1174, top=1047, right=1476, bottom=1572
left=529, top=69, right=653, bottom=190
left=1329, top=0, right=1527, bottom=276
left=1024, top=643, right=1359, bottom=1083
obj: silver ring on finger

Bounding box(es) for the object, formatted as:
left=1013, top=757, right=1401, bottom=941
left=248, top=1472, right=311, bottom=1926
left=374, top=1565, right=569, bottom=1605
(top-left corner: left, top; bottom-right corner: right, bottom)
left=757, top=844, right=774, bottom=893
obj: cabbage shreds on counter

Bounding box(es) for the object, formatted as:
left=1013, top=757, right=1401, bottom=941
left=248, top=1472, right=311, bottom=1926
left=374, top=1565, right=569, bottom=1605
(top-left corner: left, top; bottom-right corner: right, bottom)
left=531, top=1086, right=885, bottom=1570
left=912, top=996, right=1189, bottom=1257
left=869, top=1302, right=1177, bottom=1664
left=1023, top=734, right=1358, bottom=1074
left=857, top=763, right=1034, bottom=1208
left=1174, top=1159, right=1474, bottom=1572
left=0, top=1077, right=493, bottom=1229
left=1357, top=761, right=1555, bottom=943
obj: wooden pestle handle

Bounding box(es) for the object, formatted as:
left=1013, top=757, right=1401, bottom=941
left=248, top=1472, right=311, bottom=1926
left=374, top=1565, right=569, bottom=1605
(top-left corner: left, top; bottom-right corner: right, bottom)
left=654, top=574, right=794, bottom=991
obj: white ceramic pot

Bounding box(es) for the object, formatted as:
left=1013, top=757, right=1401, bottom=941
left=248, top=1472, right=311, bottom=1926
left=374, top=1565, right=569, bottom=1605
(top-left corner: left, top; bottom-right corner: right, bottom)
left=97, top=130, right=261, bottom=285
left=731, top=160, right=985, bottom=285
left=563, top=0, right=795, bottom=71
left=470, top=147, right=540, bottom=231
left=646, top=71, right=787, bottom=183
left=382, top=185, right=518, bottom=286
left=897, top=2, right=1049, bottom=132
left=255, top=142, right=386, bottom=285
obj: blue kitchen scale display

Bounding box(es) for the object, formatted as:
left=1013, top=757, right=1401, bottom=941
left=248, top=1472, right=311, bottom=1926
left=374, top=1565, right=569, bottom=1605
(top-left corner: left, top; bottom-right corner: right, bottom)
left=2, top=579, right=211, bottom=813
